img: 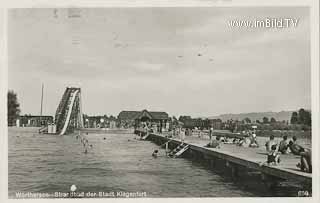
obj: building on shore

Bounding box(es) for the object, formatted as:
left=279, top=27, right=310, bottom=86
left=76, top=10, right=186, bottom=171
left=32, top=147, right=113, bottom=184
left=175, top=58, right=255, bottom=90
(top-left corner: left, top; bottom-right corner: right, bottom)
left=15, top=115, right=54, bottom=127
left=118, top=109, right=169, bottom=131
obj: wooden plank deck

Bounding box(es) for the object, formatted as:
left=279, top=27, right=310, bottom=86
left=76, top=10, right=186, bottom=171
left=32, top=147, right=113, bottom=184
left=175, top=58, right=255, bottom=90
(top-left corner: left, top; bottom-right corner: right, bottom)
left=145, top=132, right=311, bottom=185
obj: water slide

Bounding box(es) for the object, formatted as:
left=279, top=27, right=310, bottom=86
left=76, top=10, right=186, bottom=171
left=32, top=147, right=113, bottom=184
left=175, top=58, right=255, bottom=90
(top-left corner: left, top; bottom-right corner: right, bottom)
left=59, top=90, right=79, bottom=135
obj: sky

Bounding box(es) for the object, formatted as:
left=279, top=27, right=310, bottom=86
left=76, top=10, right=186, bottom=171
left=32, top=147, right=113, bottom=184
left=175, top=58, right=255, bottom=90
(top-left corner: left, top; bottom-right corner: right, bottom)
left=8, top=7, right=311, bottom=118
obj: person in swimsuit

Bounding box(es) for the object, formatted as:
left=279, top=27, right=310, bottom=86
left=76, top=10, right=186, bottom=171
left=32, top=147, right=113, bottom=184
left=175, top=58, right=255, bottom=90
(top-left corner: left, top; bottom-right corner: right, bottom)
left=267, top=144, right=281, bottom=165
left=265, top=135, right=278, bottom=152
left=205, top=136, right=221, bottom=148
left=278, top=135, right=289, bottom=154
left=288, top=140, right=305, bottom=155
left=297, top=149, right=312, bottom=173
left=152, top=150, right=159, bottom=158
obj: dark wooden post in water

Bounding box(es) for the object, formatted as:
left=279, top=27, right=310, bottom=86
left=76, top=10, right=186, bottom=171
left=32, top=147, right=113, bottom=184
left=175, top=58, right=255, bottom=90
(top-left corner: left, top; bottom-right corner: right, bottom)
left=210, top=158, right=216, bottom=169
left=226, top=161, right=239, bottom=180
left=261, top=173, right=281, bottom=189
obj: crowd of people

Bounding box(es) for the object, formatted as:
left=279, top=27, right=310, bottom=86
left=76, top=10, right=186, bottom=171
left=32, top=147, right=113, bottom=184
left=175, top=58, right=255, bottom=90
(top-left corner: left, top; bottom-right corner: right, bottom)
left=140, top=124, right=311, bottom=174
left=201, top=129, right=312, bottom=173
left=264, top=135, right=312, bottom=172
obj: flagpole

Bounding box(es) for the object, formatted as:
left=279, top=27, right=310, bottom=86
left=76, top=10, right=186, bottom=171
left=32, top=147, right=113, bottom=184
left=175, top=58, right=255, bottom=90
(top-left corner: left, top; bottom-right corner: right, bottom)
left=40, top=83, right=44, bottom=126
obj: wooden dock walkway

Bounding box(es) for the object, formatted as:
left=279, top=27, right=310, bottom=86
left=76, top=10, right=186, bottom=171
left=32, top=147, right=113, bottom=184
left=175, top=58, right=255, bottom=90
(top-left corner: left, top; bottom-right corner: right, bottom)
left=137, top=131, right=311, bottom=186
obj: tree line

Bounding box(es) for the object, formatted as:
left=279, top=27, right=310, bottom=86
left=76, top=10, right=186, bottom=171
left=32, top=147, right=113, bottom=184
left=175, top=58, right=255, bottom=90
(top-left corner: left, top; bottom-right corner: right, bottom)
left=7, top=90, right=20, bottom=126
left=290, top=109, right=311, bottom=126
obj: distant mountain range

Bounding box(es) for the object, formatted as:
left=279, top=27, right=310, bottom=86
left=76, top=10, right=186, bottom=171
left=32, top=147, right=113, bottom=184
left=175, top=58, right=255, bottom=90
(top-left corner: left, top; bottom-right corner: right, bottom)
left=207, top=111, right=295, bottom=122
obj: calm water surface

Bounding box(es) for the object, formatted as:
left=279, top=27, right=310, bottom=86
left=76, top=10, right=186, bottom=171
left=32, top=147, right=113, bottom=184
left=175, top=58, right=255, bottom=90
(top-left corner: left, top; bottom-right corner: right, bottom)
left=8, top=128, right=305, bottom=198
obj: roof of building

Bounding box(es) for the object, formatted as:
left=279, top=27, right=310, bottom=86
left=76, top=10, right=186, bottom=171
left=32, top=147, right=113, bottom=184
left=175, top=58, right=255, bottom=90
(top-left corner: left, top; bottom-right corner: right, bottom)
left=19, top=115, right=53, bottom=119
left=118, top=110, right=169, bottom=120
left=118, top=111, right=140, bottom=120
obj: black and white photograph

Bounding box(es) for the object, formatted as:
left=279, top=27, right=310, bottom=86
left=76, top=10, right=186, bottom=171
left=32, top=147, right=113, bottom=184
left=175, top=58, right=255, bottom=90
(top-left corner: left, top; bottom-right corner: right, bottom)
left=1, top=1, right=319, bottom=200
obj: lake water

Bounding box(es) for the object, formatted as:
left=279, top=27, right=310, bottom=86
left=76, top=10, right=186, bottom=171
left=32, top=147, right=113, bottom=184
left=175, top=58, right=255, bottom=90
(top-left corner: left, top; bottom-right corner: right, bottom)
left=8, top=128, right=305, bottom=198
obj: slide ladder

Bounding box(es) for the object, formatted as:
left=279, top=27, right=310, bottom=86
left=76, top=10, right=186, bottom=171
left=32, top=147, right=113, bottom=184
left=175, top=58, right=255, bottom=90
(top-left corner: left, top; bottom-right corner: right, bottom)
left=168, top=143, right=189, bottom=158
left=38, top=126, right=48, bottom=134
left=141, top=133, right=150, bottom=140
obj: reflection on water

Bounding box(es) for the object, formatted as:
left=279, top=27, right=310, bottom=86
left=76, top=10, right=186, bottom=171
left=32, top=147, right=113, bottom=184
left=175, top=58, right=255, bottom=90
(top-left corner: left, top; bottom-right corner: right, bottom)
left=8, top=128, right=305, bottom=198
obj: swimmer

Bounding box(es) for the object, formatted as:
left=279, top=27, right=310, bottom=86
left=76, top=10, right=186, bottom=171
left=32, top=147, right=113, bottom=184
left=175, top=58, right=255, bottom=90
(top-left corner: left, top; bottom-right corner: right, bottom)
left=103, top=137, right=106, bottom=140
left=152, top=150, right=159, bottom=158
left=90, top=144, right=93, bottom=148
left=84, top=149, right=88, bottom=154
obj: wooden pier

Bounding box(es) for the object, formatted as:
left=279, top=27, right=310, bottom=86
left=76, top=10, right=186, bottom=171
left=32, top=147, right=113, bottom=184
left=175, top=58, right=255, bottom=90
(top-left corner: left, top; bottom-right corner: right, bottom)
left=135, top=130, right=312, bottom=190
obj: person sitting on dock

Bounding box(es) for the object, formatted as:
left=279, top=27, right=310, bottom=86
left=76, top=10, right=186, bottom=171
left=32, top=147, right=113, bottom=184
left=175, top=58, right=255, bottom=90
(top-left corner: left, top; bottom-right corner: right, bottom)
left=238, top=136, right=251, bottom=147
left=249, top=133, right=259, bottom=148
left=152, top=150, right=159, bottom=158
left=265, top=135, right=278, bottom=152
left=224, top=137, right=234, bottom=144
left=296, top=149, right=312, bottom=173
left=288, top=140, right=305, bottom=156
left=267, top=144, right=281, bottom=165
left=278, top=135, right=289, bottom=154
left=233, top=138, right=240, bottom=144
left=292, top=136, right=298, bottom=144
left=205, top=136, right=221, bottom=148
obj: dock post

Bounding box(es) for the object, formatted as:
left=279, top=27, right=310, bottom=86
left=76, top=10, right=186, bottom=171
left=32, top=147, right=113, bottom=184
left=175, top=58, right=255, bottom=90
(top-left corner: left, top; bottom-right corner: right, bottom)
left=210, top=158, right=216, bottom=169
left=226, top=161, right=239, bottom=180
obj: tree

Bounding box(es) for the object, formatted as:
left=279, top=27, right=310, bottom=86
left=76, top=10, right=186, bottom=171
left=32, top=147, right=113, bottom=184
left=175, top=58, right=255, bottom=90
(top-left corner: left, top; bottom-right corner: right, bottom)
left=304, top=111, right=311, bottom=126
left=290, top=111, right=298, bottom=124
left=178, top=115, right=191, bottom=123
left=109, top=115, right=117, bottom=120
left=298, top=108, right=311, bottom=126
left=270, top=117, right=276, bottom=123
left=262, top=117, right=269, bottom=124
left=7, top=90, right=20, bottom=126
left=243, top=117, right=251, bottom=124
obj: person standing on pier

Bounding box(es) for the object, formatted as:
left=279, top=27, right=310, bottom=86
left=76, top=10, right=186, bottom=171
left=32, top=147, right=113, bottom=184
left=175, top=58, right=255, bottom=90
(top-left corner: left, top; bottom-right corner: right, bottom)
left=209, top=127, right=213, bottom=141
left=180, top=128, right=185, bottom=144
left=205, top=136, right=221, bottom=148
